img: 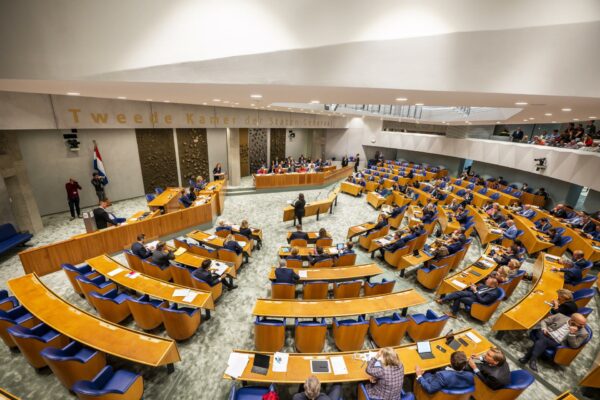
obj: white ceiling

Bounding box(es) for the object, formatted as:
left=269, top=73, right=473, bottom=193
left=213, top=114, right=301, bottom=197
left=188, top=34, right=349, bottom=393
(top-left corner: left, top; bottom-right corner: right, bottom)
left=0, top=0, right=599, bottom=125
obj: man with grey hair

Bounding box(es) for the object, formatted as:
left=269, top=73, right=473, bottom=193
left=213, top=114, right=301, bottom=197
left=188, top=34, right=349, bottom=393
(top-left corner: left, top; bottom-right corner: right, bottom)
left=293, top=376, right=341, bottom=400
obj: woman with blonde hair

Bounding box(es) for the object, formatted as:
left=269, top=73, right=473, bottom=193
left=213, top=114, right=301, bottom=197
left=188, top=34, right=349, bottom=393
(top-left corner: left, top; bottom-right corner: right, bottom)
left=364, top=347, right=405, bottom=399
left=550, top=289, right=577, bottom=316
left=293, top=375, right=341, bottom=400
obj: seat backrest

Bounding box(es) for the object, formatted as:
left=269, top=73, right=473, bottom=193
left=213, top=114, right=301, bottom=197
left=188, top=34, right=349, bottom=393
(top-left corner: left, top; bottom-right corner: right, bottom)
left=335, top=253, right=356, bottom=267
left=0, top=224, right=17, bottom=242
left=254, top=317, right=285, bottom=352
left=123, top=250, right=144, bottom=272
left=315, top=238, right=333, bottom=247
left=290, top=239, right=308, bottom=247
left=333, top=280, right=362, bottom=299
left=303, top=281, right=329, bottom=299
left=333, top=317, right=369, bottom=351
left=285, top=259, right=303, bottom=268
left=126, top=296, right=165, bottom=330
left=312, top=258, right=333, bottom=268
left=159, top=305, right=201, bottom=341
left=271, top=283, right=296, bottom=299
left=295, top=318, right=327, bottom=353
left=364, top=280, right=395, bottom=296
left=170, top=264, right=194, bottom=287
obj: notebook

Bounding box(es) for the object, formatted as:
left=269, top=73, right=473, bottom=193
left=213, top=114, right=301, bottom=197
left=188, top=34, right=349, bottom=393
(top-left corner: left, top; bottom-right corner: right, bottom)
left=417, top=341, right=434, bottom=359
left=251, top=354, right=270, bottom=375
left=310, top=360, right=330, bottom=373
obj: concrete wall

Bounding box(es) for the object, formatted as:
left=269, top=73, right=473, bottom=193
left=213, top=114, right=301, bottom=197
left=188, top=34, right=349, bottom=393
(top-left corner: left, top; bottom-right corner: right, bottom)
left=325, top=117, right=382, bottom=164
left=285, top=128, right=312, bottom=159
left=17, top=129, right=145, bottom=215
left=583, top=190, right=600, bottom=213
left=206, top=128, right=228, bottom=181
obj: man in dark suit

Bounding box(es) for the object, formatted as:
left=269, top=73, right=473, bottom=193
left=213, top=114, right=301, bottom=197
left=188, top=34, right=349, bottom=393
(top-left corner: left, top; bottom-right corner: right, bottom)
left=581, top=216, right=596, bottom=234
left=454, top=207, right=469, bottom=224
left=289, top=225, right=310, bottom=242
left=415, top=351, right=474, bottom=394
left=372, top=214, right=389, bottom=231
left=151, top=242, right=174, bottom=268
left=534, top=218, right=552, bottom=233
left=467, top=348, right=510, bottom=390
left=93, top=201, right=117, bottom=230
left=572, top=250, right=590, bottom=269
left=379, top=232, right=406, bottom=259
left=389, top=205, right=406, bottom=218
left=131, top=234, right=151, bottom=259
left=223, top=235, right=244, bottom=255
left=179, top=189, right=193, bottom=208
left=511, top=127, right=524, bottom=142
left=552, top=260, right=582, bottom=285
left=461, top=190, right=474, bottom=207
left=192, top=259, right=237, bottom=290
left=308, top=246, right=331, bottom=266
left=436, top=277, right=501, bottom=318
left=446, top=238, right=463, bottom=255
left=274, top=264, right=300, bottom=284
left=354, top=153, right=360, bottom=173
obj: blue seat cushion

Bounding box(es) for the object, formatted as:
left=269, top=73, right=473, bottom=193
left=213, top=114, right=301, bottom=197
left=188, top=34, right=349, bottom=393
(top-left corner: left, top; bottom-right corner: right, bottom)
left=103, top=369, right=139, bottom=394
left=235, top=387, right=270, bottom=400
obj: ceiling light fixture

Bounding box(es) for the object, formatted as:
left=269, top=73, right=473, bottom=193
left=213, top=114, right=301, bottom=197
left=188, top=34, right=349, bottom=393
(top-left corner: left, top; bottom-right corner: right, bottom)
left=528, top=117, right=535, bottom=120
left=164, top=100, right=170, bottom=103
left=117, top=96, right=127, bottom=100
left=395, top=97, right=407, bottom=102
left=496, top=121, right=500, bottom=124
left=223, top=100, right=230, bottom=104
left=415, top=103, right=424, bottom=106
left=310, top=100, right=320, bottom=104
left=573, top=118, right=580, bottom=121
left=515, top=101, right=528, bottom=106
left=552, top=121, right=556, bottom=123
left=213, top=99, right=221, bottom=102
left=146, top=99, right=153, bottom=101
left=561, top=108, right=571, bottom=112
left=250, top=103, right=256, bottom=107
left=66, top=92, right=80, bottom=96
left=544, top=113, right=552, bottom=116
left=250, top=94, right=262, bottom=99
left=202, top=102, right=207, bottom=105
left=589, top=116, right=597, bottom=119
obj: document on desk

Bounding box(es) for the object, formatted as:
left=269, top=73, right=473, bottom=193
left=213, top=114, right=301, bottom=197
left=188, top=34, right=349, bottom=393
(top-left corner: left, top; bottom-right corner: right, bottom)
left=182, top=291, right=198, bottom=303
left=107, top=267, right=125, bottom=277
left=173, top=289, right=190, bottom=297
left=207, top=235, right=217, bottom=241
left=125, top=271, right=140, bottom=279
left=211, top=262, right=229, bottom=276
left=146, top=240, right=159, bottom=251
left=298, top=270, right=308, bottom=278
left=451, top=280, right=467, bottom=289
left=225, top=352, right=249, bottom=378
left=174, top=247, right=187, bottom=256
left=272, top=352, right=289, bottom=373
left=330, top=356, right=348, bottom=375
left=466, top=332, right=481, bottom=343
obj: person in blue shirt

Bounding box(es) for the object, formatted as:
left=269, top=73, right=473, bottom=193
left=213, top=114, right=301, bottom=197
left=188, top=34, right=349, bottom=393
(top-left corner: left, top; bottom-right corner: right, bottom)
left=415, top=351, right=474, bottom=394
left=194, top=175, right=207, bottom=190
left=179, top=189, right=193, bottom=208
left=274, top=264, right=300, bottom=284
left=564, top=212, right=583, bottom=227
left=131, top=233, right=151, bottom=259
left=588, top=224, right=600, bottom=241
left=502, top=220, right=518, bottom=240
left=446, top=238, right=463, bottom=255
left=436, top=277, right=501, bottom=318
left=547, top=228, right=563, bottom=246
left=517, top=204, right=536, bottom=220
left=552, top=259, right=583, bottom=285
left=223, top=234, right=243, bottom=255
left=215, top=220, right=232, bottom=234
left=454, top=207, right=469, bottom=224
left=534, top=217, right=552, bottom=233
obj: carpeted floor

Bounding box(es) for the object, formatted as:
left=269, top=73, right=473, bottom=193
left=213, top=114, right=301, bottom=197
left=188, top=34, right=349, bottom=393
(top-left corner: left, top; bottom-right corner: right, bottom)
left=0, top=180, right=597, bottom=399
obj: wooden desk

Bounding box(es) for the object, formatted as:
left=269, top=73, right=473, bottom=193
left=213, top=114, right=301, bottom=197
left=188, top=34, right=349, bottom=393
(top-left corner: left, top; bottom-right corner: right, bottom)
left=580, top=351, right=600, bottom=388
left=437, top=205, right=460, bottom=235
left=286, top=231, right=320, bottom=244
left=554, top=392, right=579, bottom=400
left=283, top=190, right=338, bottom=223
left=19, top=199, right=216, bottom=277
left=436, top=246, right=498, bottom=295
left=278, top=245, right=340, bottom=259
left=8, top=274, right=180, bottom=369
left=347, top=223, right=376, bottom=240
left=0, top=388, right=20, bottom=400
left=87, top=255, right=215, bottom=311
left=341, top=181, right=363, bottom=196
left=148, top=188, right=182, bottom=213
left=252, top=289, right=427, bottom=318
left=392, top=191, right=412, bottom=207
left=174, top=251, right=236, bottom=279
left=367, top=192, right=387, bottom=209
left=492, top=253, right=563, bottom=332
left=268, top=264, right=383, bottom=282
left=200, top=179, right=227, bottom=215
left=398, top=250, right=434, bottom=270
left=224, top=328, right=489, bottom=383
left=511, top=213, right=553, bottom=254
left=255, top=167, right=352, bottom=190
left=187, top=230, right=252, bottom=255
left=126, top=209, right=160, bottom=224
left=469, top=206, right=503, bottom=245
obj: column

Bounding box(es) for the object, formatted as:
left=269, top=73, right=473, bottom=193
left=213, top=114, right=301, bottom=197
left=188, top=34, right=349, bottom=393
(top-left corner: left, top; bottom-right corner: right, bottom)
left=226, top=128, right=241, bottom=186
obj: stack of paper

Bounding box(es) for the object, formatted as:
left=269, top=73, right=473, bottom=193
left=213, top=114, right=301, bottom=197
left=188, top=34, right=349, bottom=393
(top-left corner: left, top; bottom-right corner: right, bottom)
left=330, top=356, right=348, bottom=375
left=182, top=291, right=198, bottom=303
left=272, top=352, right=289, bottom=372
left=107, top=267, right=124, bottom=277
left=298, top=270, right=308, bottom=278
left=173, top=289, right=190, bottom=297
left=465, top=332, right=482, bottom=343
left=451, top=280, right=467, bottom=289
left=231, top=224, right=240, bottom=230
left=146, top=240, right=159, bottom=251
left=210, top=262, right=228, bottom=276
left=225, top=353, right=249, bottom=378
left=174, top=247, right=187, bottom=256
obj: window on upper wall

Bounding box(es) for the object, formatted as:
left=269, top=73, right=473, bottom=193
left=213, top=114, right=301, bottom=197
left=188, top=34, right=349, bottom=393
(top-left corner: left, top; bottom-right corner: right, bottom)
left=382, top=121, right=446, bottom=135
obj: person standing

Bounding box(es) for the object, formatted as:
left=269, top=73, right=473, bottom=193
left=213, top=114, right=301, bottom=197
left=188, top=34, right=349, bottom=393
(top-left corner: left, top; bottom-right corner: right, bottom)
left=65, top=178, right=82, bottom=220
left=213, top=163, right=224, bottom=180
left=354, top=153, right=360, bottom=173
left=293, top=193, right=306, bottom=226
left=511, top=127, right=524, bottom=142
left=91, top=173, right=107, bottom=202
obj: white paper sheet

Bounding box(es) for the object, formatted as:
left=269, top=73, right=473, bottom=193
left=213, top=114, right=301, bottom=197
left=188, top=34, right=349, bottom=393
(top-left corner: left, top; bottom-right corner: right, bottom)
left=182, top=291, right=198, bottom=303
left=174, top=247, right=187, bottom=256
left=272, top=352, right=289, bottom=372
left=225, top=353, right=249, bottom=378
left=207, top=235, right=217, bottom=241
left=330, top=356, right=348, bottom=375
left=125, top=271, right=140, bottom=279
left=466, top=332, right=482, bottom=343
left=210, top=262, right=228, bottom=276
left=237, top=241, right=247, bottom=247
left=173, top=289, right=190, bottom=297
left=298, top=270, right=308, bottom=278
left=146, top=240, right=159, bottom=251
left=451, top=280, right=467, bottom=289
left=107, top=267, right=124, bottom=277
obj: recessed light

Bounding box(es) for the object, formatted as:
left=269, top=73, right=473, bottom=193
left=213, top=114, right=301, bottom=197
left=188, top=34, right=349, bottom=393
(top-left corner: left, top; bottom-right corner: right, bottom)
left=561, top=108, right=571, bottom=112
left=544, top=113, right=552, bottom=116
left=202, top=102, right=207, bottom=105
left=496, top=121, right=500, bottom=124
left=415, top=103, right=424, bottom=106
left=250, top=94, right=262, bottom=99
left=223, top=100, right=229, bottom=104
left=287, top=108, right=292, bottom=110
left=515, top=101, right=528, bottom=105
left=395, top=97, right=407, bottom=101
left=66, top=92, right=80, bottom=96
left=234, top=102, right=239, bottom=105
left=117, top=96, right=127, bottom=100
left=146, top=99, right=153, bottom=101
left=251, top=103, right=256, bottom=107
left=310, top=100, right=320, bottom=104
left=589, top=116, right=597, bottom=119
left=552, top=121, right=556, bottom=123
left=523, top=119, right=528, bottom=122
left=266, top=105, right=271, bottom=108
left=213, top=99, right=221, bottom=102
left=528, top=118, right=535, bottom=120
left=573, top=118, right=579, bottom=121
left=164, top=100, right=170, bottom=103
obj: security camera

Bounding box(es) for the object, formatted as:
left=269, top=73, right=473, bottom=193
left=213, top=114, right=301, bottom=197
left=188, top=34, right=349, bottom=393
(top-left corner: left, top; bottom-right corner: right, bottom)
left=63, top=133, right=80, bottom=151
left=534, top=157, right=547, bottom=171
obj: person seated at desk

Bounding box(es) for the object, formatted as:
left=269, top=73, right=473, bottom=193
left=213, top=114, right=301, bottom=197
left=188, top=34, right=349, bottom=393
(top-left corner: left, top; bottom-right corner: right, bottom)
left=518, top=204, right=536, bottom=219
left=387, top=204, right=406, bottom=219
left=519, top=313, right=589, bottom=372
left=450, top=227, right=468, bottom=245
left=363, top=347, right=405, bottom=400
left=501, top=220, right=518, bottom=240
left=151, top=242, right=174, bottom=268
left=289, top=225, right=309, bottom=242
left=461, top=189, right=474, bottom=207
left=378, top=231, right=406, bottom=259
left=564, top=212, right=584, bottom=228
left=587, top=224, right=600, bottom=241
left=521, top=183, right=531, bottom=193
left=293, top=375, right=341, bottom=400
left=493, top=266, right=511, bottom=284
left=547, top=227, right=563, bottom=246
left=93, top=201, right=121, bottom=230
left=238, top=219, right=253, bottom=239
left=213, top=163, right=224, bottom=180
left=535, top=187, right=549, bottom=200
left=368, top=214, right=389, bottom=233
left=307, top=246, right=331, bottom=266
left=492, top=244, right=520, bottom=266
left=447, top=199, right=461, bottom=212
left=421, top=204, right=436, bottom=224
left=216, top=220, right=232, bottom=234
left=572, top=250, right=590, bottom=269
left=257, top=165, right=268, bottom=174
left=454, top=207, right=469, bottom=224
left=549, top=289, right=578, bottom=316
left=498, top=176, right=508, bottom=186
left=415, top=351, right=474, bottom=394
left=467, top=347, right=510, bottom=390
left=534, top=217, right=553, bottom=233
left=378, top=187, right=392, bottom=198
left=131, top=233, right=152, bottom=259
left=436, top=277, right=501, bottom=319
left=552, top=259, right=583, bottom=285
left=194, top=175, right=207, bottom=190
left=549, top=203, right=569, bottom=219
left=580, top=216, right=596, bottom=234
left=317, top=228, right=332, bottom=240
left=179, top=188, right=194, bottom=208
left=192, top=259, right=237, bottom=290
left=506, top=259, right=522, bottom=276
left=274, top=263, right=300, bottom=284
left=336, top=242, right=355, bottom=257
left=223, top=234, right=243, bottom=255
left=446, top=237, right=463, bottom=255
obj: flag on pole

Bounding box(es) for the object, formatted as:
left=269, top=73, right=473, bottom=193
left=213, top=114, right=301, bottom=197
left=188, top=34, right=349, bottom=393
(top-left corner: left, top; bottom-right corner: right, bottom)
left=93, top=141, right=109, bottom=184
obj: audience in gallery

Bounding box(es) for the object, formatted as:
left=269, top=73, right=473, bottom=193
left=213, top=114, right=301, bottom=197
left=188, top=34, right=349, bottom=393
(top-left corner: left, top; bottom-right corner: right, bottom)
left=256, top=156, right=333, bottom=174
left=507, top=121, right=597, bottom=150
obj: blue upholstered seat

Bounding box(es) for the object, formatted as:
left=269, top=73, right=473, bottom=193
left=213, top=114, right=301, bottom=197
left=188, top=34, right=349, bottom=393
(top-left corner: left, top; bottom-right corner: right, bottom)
left=154, top=187, right=164, bottom=194
left=8, top=323, right=61, bottom=343
left=61, top=263, right=93, bottom=276
left=129, top=294, right=163, bottom=308
left=72, top=365, right=143, bottom=399
left=410, top=310, right=448, bottom=325
left=228, top=384, right=276, bottom=400
left=573, top=288, right=595, bottom=307
left=75, top=274, right=114, bottom=290
left=0, top=290, right=17, bottom=310
left=41, top=341, right=99, bottom=364
left=489, top=193, right=500, bottom=200
left=504, top=370, right=535, bottom=390
left=359, top=382, right=414, bottom=399
left=0, top=305, right=35, bottom=326
left=145, top=193, right=156, bottom=202
left=0, top=223, right=32, bottom=255
left=89, top=289, right=129, bottom=305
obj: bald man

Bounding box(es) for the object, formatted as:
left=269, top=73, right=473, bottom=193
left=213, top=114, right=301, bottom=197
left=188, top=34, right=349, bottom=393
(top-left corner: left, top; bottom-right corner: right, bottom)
left=519, top=313, right=589, bottom=372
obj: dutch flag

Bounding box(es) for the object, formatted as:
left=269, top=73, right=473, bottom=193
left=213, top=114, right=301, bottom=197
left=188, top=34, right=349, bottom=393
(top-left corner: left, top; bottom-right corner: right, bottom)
left=93, top=141, right=109, bottom=184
